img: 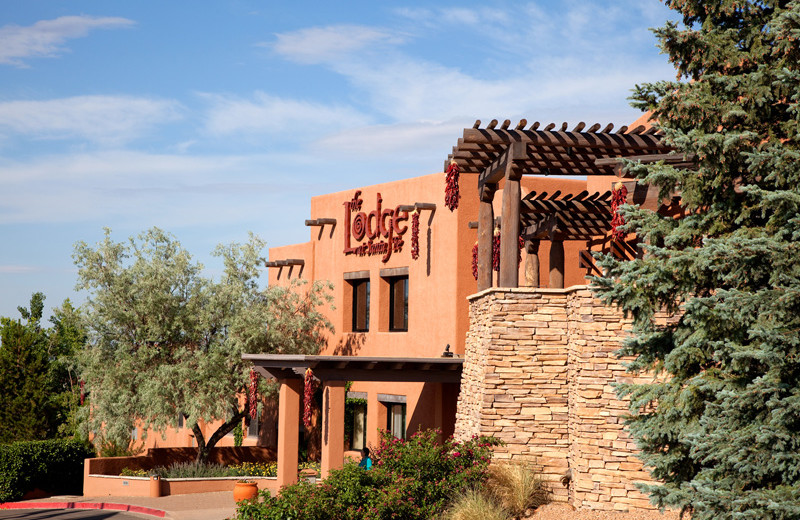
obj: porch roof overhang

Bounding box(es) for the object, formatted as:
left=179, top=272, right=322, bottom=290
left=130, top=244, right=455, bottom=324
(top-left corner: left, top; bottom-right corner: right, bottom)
left=444, top=119, right=674, bottom=188
left=243, top=354, right=463, bottom=383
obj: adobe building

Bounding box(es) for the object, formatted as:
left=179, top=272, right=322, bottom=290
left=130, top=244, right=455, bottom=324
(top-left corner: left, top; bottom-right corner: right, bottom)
left=247, top=118, right=684, bottom=511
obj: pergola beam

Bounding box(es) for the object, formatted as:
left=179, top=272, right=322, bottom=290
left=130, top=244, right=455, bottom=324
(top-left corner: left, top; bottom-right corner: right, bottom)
left=478, top=141, right=526, bottom=187
left=461, top=128, right=663, bottom=152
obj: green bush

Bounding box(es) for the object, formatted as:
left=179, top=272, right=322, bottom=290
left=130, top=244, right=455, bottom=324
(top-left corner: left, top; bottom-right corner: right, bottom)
left=0, top=438, right=95, bottom=502
left=121, top=460, right=309, bottom=479
left=236, top=429, right=500, bottom=520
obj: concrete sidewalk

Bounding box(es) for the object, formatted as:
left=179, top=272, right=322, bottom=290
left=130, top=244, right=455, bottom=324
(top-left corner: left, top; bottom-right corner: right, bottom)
left=1, top=492, right=240, bottom=520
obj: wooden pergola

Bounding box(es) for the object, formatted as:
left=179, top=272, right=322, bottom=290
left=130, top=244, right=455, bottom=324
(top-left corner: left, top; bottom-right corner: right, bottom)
left=445, top=119, right=673, bottom=290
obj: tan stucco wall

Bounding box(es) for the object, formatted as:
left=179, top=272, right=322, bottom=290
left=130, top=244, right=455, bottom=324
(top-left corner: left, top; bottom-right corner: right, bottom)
left=267, top=172, right=608, bottom=450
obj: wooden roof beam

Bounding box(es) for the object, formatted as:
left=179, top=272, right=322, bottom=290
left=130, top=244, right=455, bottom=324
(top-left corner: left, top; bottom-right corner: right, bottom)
left=305, top=218, right=337, bottom=226
left=478, top=141, right=526, bottom=187
left=461, top=128, right=663, bottom=151
left=594, top=152, right=695, bottom=167
left=397, top=202, right=437, bottom=212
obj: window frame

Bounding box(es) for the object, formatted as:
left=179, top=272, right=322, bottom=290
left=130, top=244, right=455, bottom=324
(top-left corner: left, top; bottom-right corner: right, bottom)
left=388, top=275, right=408, bottom=332
left=351, top=278, right=370, bottom=332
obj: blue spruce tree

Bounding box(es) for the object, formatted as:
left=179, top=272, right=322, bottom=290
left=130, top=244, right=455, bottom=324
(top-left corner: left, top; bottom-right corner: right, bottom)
left=593, top=1, right=800, bottom=518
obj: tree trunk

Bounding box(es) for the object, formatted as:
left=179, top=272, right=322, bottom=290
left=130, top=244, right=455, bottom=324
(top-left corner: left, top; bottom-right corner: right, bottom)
left=192, top=404, right=249, bottom=464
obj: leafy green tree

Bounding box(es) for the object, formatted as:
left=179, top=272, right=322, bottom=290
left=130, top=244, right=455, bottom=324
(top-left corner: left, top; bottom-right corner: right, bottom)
left=593, top=1, right=800, bottom=518
left=0, top=294, right=83, bottom=443
left=74, top=228, right=332, bottom=462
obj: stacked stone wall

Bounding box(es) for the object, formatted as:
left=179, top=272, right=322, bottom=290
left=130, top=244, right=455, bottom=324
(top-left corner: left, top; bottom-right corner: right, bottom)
left=454, top=286, right=658, bottom=511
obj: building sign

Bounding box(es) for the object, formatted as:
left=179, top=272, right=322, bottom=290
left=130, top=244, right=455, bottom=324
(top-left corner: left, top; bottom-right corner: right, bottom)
left=343, top=191, right=409, bottom=263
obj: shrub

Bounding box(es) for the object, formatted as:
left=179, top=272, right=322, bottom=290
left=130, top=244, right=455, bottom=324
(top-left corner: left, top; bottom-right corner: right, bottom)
left=120, top=467, right=149, bottom=477
left=443, top=488, right=508, bottom=520
left=484, top=462, right=548, bottom=518
left=0, top=438, right=95, bottom=501
left=235, top=429, right=500, bottom=520
left=122, top=460, right=298, bottom=479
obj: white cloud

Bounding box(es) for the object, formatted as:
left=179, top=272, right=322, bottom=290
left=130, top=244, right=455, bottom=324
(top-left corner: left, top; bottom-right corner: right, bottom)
left=0, top=15, right=135, bottom=67
left=270, top=2, right=675, bottom=125
left=271, top=25, right=403, bottom=65
left=0, top=95, right=182, bottom=144
left=315, top=120, right=467, bottom=158
left=0, top=265, right=38, bottom=274
left=0, top=150, right=327, bottom=228
left=201, top=91, right=370, bottom=136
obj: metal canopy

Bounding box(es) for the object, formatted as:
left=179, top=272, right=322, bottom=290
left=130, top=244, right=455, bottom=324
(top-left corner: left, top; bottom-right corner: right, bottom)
left=243, top=354, right=463, bottom=383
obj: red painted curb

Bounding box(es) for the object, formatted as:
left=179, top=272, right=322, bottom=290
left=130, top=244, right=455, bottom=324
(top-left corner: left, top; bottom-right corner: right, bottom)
left=0, top=501, right=167, bottom=517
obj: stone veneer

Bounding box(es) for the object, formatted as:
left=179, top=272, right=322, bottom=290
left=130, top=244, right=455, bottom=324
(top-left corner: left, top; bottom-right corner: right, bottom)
left=455, top=286, right=657, bottom=512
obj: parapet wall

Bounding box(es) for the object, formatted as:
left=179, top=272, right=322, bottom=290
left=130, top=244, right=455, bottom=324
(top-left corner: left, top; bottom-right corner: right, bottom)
left=455, top=286, right=657, bottom=512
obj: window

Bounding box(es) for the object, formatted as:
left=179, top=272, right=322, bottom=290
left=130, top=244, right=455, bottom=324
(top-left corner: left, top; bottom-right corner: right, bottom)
left=351, top=279, right=370, bottom=332
left=379, top=393, right=407, bottom=440
left=351, top=403, right=367, bottom=450
left=248, top=408, right=261, bottom=438
left=379, top=268, right=409, bottom=333
left=388, top=276, right=408, bottom=331
left=387, top=403, right=406, bottom=440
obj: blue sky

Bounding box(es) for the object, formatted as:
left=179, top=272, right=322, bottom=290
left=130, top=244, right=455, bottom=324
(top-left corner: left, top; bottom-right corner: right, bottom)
left=0, top=1, right=678, bottom=320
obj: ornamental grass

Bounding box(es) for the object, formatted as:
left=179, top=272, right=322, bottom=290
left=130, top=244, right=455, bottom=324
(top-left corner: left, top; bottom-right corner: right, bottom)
left=484, top=462, right=549, bottom=518
left=442, top=488, right=508, bottom=520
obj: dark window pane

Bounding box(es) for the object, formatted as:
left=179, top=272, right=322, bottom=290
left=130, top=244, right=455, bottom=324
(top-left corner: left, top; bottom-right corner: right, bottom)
left=352, top=279, right=370, bottom=332
left=389, top=276, right=408, bottom=331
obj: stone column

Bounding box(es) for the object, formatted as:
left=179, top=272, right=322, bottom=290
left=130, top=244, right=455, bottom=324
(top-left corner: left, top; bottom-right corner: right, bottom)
left=277, top=378, right=302, bottom=489
left=321, top=380, right=346, bottom=479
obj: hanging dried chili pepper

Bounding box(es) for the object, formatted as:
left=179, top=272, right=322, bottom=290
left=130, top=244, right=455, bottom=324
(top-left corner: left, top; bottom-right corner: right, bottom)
left=611, top=182, right=628, bottom=241
left=248, top=368, right=258, bottom=419
left=410, top=210, right=420, bottom=260
left=518, top=235, right=524, bottom=265
left=303, top=368, right=315, bottom=429
left=445, top=161, right=460, bottom=211
left=80, top=380, right=85, bottom=406
left=492, top=228, right=501, bottom=272
left=471, top=242, right=479, bottom=280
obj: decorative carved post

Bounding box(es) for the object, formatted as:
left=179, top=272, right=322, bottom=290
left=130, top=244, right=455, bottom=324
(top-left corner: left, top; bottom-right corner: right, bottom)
left=525, top=239, right=540, bottom=287
left=549, top=239, right=565, bottom=289
left=499, top=171, right=521, bottom=288
left=321, top=381, right=345, bottom=479
left=477, top=183, right=497, bottom=291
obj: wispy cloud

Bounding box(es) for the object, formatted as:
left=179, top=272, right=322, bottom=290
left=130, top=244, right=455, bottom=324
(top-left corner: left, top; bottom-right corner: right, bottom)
left=200, top=91, right=369, bottom=136
left=0, top=150, right=327, bottom=228
left=395, top=6, right=509, bottom=27
left=271, top=24, right=404, bottom=65
left=0, top=265, right=38, bottom=274
left=0, top=15, right=135, bottom=67
left=270, top=2, right=675, bottom=126
left=0, top=95, right=182, bottom=144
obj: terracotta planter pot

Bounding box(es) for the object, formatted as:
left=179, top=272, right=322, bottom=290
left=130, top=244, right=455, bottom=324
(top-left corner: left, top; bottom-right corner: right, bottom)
left=233, top=481, right=258, bottom=502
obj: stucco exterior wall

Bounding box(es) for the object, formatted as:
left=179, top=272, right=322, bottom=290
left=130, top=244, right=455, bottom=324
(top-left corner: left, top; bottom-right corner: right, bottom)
left=455, top=286, right=658, bottom=512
